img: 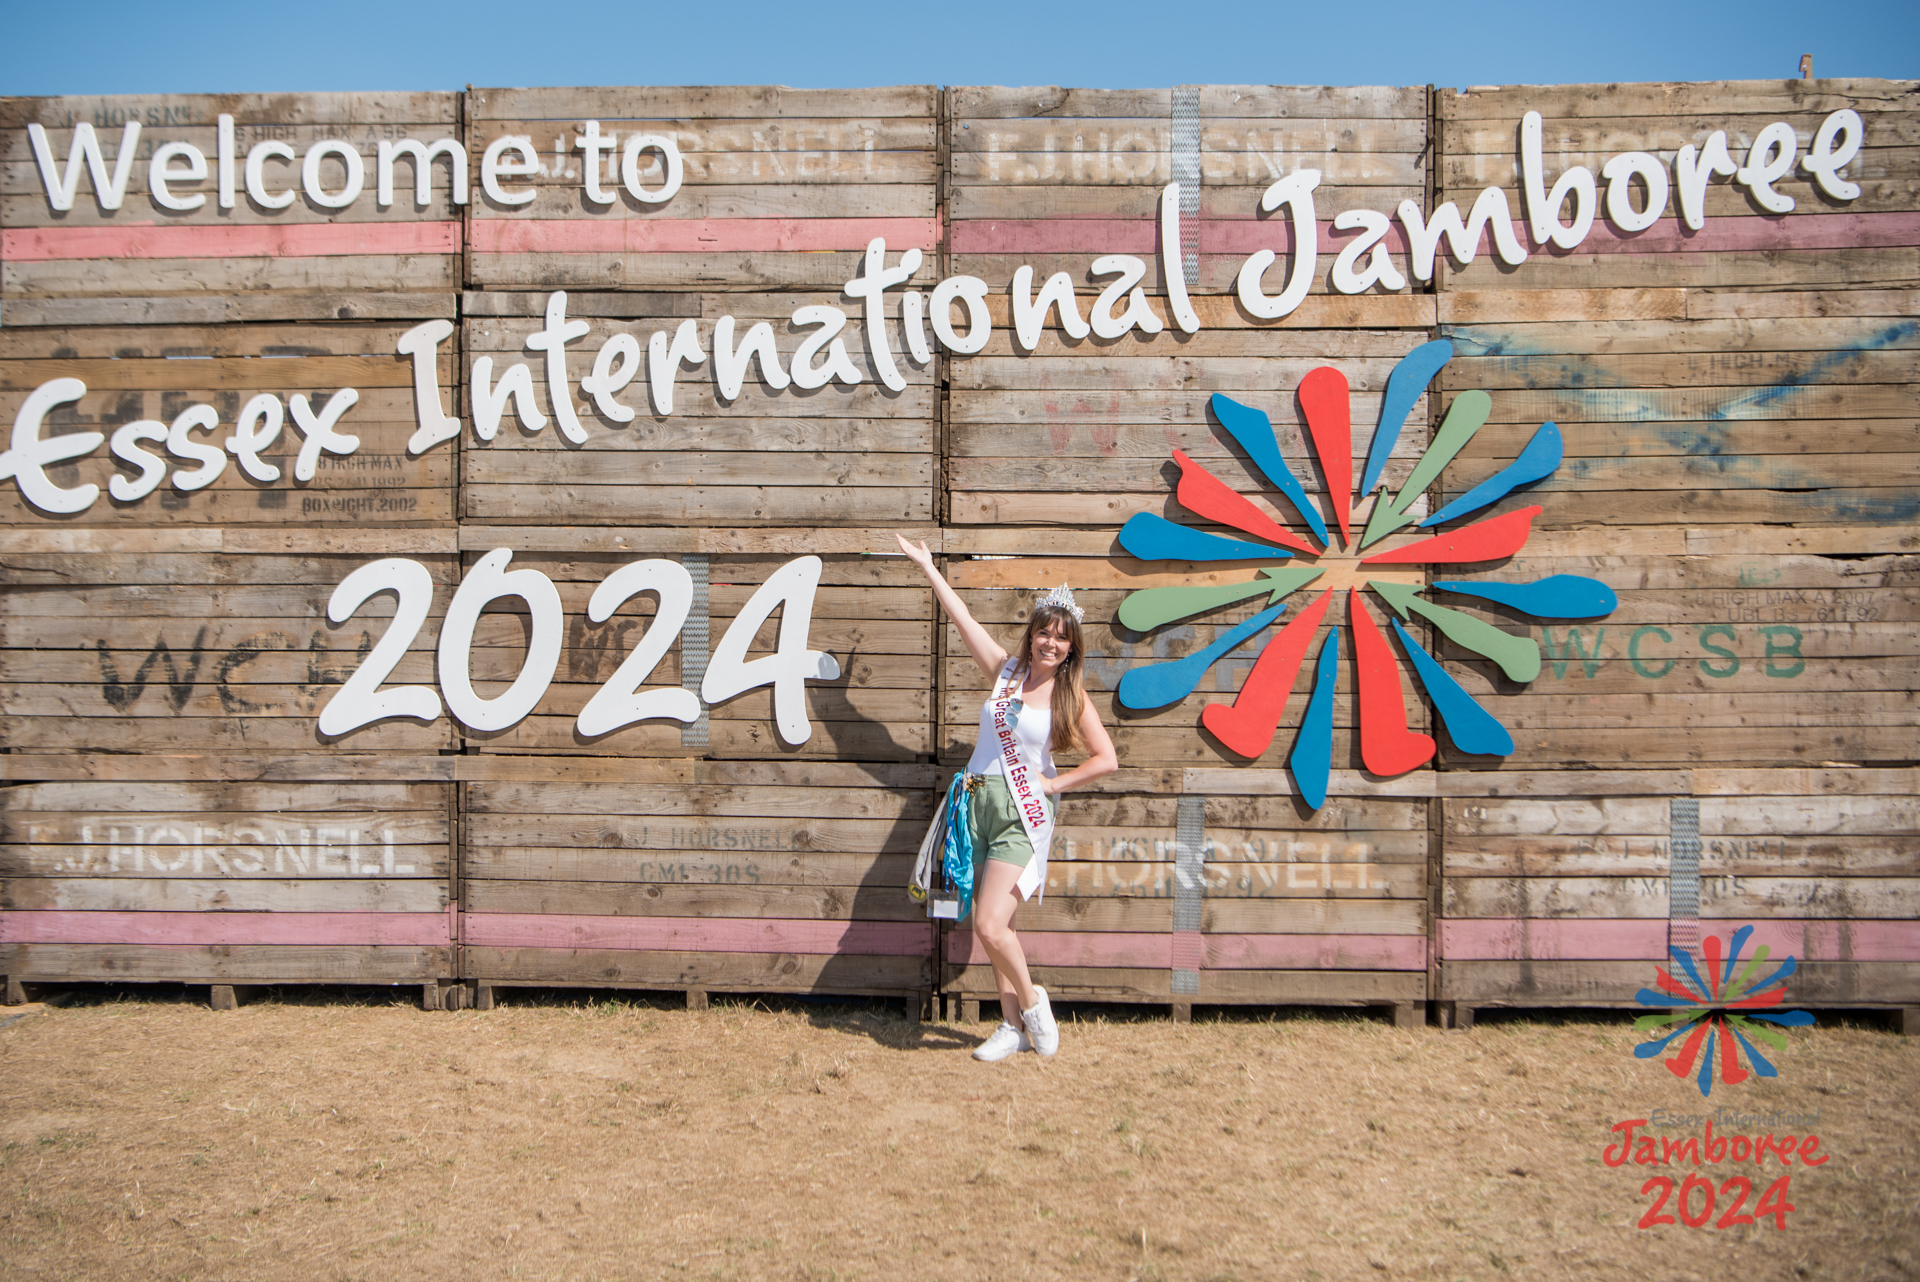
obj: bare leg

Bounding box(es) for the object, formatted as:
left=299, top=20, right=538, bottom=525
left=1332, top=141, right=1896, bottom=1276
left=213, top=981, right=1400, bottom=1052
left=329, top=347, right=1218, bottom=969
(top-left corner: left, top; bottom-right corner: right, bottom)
left=972, top=858, right=1038, bottom=1024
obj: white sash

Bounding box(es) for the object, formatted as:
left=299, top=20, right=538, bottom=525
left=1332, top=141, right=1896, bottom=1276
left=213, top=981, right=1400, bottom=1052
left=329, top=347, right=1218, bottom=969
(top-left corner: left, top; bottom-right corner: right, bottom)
left=988, top=657, right=1054, bottom=902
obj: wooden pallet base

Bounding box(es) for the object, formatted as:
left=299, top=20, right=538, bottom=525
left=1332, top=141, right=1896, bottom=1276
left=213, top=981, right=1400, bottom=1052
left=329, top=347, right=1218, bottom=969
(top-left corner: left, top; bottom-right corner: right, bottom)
left=471, top=976, right=928, bottom=1024
left=944, top=990, right=1425, bottom=1028
left=1441, top=999, right=1920, bottom=1035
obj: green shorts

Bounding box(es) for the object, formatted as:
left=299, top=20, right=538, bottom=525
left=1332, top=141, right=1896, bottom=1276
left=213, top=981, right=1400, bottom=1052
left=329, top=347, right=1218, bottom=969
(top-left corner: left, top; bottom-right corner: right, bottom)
left=968, top=772, right=1054, bottom=872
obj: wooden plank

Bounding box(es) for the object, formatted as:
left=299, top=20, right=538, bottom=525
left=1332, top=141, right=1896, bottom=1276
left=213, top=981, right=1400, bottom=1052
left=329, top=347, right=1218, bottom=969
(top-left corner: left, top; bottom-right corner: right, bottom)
left=1438, top=80, right=1919, bottom=121
left=1442, top=315, right=1920, bottom=357
left=951, top=85, right=1425, bottom=119
left=461, top=946, right=930, bottom=992
left=465, top=848, right=912, bottom=886
left=1438, top=959, right=1919, bottom=1005
left=464, top=781, right=928, bottom=819
left=0, top=294, right=458, bottom=327
left=1438, top=918, right=1920, bottom=962
left=465, top=882, right=925, bottom=921
left=1443, top=875, right=1920, bottom=919
left=1443, top=110, right=1920, bottom=155
left=942, top=963, right=1425, bottom=1003
left=465, top=86, right=938, bottom=121
left=0, top=942, right=452, bottom=982
left=946, top=929, right=1426, bottom=969
left=1443, top=834, right=1920, bottom=878
left=5, top=255, right=459, bottom=298
left=1, top=808, right=444, bottom=845
left=0, top=878, right=444, bottom=912
left=1445, top=795, right=1920, bottom=837
left=463, top=812, right=916, bottom=853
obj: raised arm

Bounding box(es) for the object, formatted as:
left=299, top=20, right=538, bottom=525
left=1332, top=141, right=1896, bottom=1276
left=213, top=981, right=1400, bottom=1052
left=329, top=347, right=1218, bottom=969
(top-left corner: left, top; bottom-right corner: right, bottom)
left=894, top=534, right=1008, bottom=680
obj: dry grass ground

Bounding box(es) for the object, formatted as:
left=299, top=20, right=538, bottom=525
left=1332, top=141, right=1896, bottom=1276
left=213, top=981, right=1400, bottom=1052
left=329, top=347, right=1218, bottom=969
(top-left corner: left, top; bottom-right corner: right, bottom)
left=0, top=988, right=1914, bottom=1282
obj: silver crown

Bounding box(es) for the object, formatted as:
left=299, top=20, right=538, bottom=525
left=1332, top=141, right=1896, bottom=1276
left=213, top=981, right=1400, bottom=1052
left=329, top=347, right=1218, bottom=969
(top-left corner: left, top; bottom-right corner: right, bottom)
left=1034, top=583, right=1084, bottom=622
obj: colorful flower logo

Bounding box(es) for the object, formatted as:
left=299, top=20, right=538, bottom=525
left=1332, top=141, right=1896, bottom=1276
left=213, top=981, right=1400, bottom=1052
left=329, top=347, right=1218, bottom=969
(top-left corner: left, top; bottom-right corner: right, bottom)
left=1113, top=339, right=1616, bottom=808
left=1633, top=927, right=1813, bottom=1096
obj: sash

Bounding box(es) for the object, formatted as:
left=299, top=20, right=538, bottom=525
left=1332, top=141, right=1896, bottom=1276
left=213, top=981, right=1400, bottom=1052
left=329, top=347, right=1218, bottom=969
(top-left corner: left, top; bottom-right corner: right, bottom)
left=988, top=657, right=1055, bottom=902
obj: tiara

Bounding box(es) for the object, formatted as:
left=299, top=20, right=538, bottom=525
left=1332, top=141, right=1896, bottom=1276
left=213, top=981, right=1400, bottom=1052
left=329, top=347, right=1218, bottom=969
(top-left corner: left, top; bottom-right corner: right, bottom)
left=1035, top=583, right=1084, bottom=622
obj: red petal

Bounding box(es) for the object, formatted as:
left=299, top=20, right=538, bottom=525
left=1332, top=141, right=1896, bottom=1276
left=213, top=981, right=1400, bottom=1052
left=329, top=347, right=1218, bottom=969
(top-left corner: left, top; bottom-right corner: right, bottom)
left=1200, top=590, right=1335, bottom=757
left=1298, top=367, right=1352, bottom=545
left=1173, top=450, right=1319, bottom=554
left=1348, top=590, right=1436, bottom=776
left=1360, top=505, right=1542, bottom=564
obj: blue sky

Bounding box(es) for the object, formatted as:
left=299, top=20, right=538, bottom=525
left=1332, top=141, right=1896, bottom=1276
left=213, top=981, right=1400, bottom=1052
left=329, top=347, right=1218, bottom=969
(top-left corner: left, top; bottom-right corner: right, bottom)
left=3, top=0, right=1915, bottom=96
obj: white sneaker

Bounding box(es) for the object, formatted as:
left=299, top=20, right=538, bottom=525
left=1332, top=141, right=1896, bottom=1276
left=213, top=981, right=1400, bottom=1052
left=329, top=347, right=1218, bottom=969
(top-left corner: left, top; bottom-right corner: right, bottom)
left=1020, top=986, right=1059, bottom=1057
left=971, top=1021, right=1031, bottom=1062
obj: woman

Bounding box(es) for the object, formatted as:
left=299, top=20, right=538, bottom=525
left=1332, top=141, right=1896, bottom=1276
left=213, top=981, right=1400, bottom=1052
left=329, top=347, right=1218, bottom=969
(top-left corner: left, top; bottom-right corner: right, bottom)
left=896, top=535, right=1119, bottom=1061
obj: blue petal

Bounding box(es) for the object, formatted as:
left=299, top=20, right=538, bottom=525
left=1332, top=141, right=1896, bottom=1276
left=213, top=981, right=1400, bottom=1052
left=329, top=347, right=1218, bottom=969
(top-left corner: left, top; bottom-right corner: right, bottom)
left=1744, top=1009, right=1814, bottom=1027
left=1118, top=512, right=1294, bottom=563
left=1422, top=421, right=1563, bottom=525
left=1430, top=575, right=1618, bottom=620
left=1209, top=394, right=1329, bottom=545
left=1723, top=925, right=1755, bottom=988
left=1669, top=948, right=1712, bottom=1001
left=1741, top=955, right=1799, bottom=995
left=1289, top=628, right=1338, bottom=810
left=1634, top=1018, right=1706, bottom=1058
left=1728, top=1023, right=1779, bottom=1078
left=1389, top=618, right=1514, bottom=756
left=1359, top=340, right=1452, bottom=497
left=1697, top=1025, right=1717, bottom=1096
left=1117, top=602, right=1287, bottom=710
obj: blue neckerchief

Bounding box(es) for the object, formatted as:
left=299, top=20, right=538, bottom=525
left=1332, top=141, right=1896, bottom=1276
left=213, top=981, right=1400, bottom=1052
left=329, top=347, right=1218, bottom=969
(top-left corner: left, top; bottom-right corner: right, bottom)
left=941, top=774, right=977, bottom=922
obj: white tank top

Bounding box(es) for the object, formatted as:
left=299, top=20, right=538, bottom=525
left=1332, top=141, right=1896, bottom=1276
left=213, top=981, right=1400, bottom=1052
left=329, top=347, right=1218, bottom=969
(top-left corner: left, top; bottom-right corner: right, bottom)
left=966, top=684, right=1056, bottom=777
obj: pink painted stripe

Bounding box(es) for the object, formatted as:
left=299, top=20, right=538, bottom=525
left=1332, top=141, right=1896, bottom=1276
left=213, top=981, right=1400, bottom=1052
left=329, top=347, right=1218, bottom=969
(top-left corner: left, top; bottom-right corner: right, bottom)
left=947, top=930, right=1170, bottom=968
left=1203, top=933, right=1427, bottom=971
left=461, top=913, right=931, bottom=956
left=1469, top=210, right=1920, bottom=259
left=0, top=910, right=450, bottom=947
left=947, top=210, right=1920, bottom=258
left=1, top=221, right=461, bottom=262
left=1439, top=919, right=1920, bottom=963
left=944, top=931, right=1425, bottom=971
left=469, top=216, right=941, bottom=256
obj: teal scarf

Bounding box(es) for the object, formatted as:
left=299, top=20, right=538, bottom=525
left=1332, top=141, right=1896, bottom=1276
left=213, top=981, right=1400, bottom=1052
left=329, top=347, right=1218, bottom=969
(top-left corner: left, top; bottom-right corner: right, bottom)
left=941, top=774, right=977, bottom=922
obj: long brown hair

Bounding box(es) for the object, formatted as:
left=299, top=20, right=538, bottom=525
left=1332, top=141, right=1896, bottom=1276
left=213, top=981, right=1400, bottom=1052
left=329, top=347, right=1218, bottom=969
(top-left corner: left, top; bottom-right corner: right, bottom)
left=1016, top=603, right=1090, bottom=755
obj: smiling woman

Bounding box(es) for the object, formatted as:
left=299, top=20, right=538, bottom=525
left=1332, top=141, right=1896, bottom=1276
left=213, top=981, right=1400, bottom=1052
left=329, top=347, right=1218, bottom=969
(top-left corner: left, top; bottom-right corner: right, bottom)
left=893, top=534, right=1118, bottom=1062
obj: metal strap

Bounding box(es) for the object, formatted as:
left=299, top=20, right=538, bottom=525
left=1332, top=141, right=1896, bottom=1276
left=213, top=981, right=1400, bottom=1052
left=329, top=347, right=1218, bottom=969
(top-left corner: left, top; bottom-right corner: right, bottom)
left=1668, top=796, right=1701, bottom=964
left=1170, top=87, right=1201, bottom=290
left=1171, top=794, right=1206, bottom=995
left=680, top=553, right=710, bottom=748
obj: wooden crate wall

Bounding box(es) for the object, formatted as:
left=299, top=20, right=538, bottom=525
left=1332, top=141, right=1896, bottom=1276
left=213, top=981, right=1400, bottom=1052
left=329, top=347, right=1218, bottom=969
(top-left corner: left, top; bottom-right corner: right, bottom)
left=447, top=545, right=932, bottom=760
left=0, top=88, right=464, bottom=999
left=1429, top=79, right=1920, bottom=1014
left=939, top=84, right=1446, bottom=1013
left=464, top=86, right=938, bottom=292
left=458, top=760, right=936, bottom=1002
left=940, top=778, right=1431, bottom=1017
left=0, top=779, right=454, bottom=992
left=947, top=85, right=1428, bottom=296
left=450, top=86, right=943, bottom=1002
left=936, top=503, right=1439, bottom=1012
left=0, top=543, right=458, bottom=996
left=1, top=93, right=460, bottom=326
left=0, top=321, right=456, bottom=527
left=458, top=293, right=935, bottom=526
left=1436, top=769, right=1920, bottom=1013
left=0, top=547, right=457, bottom=754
